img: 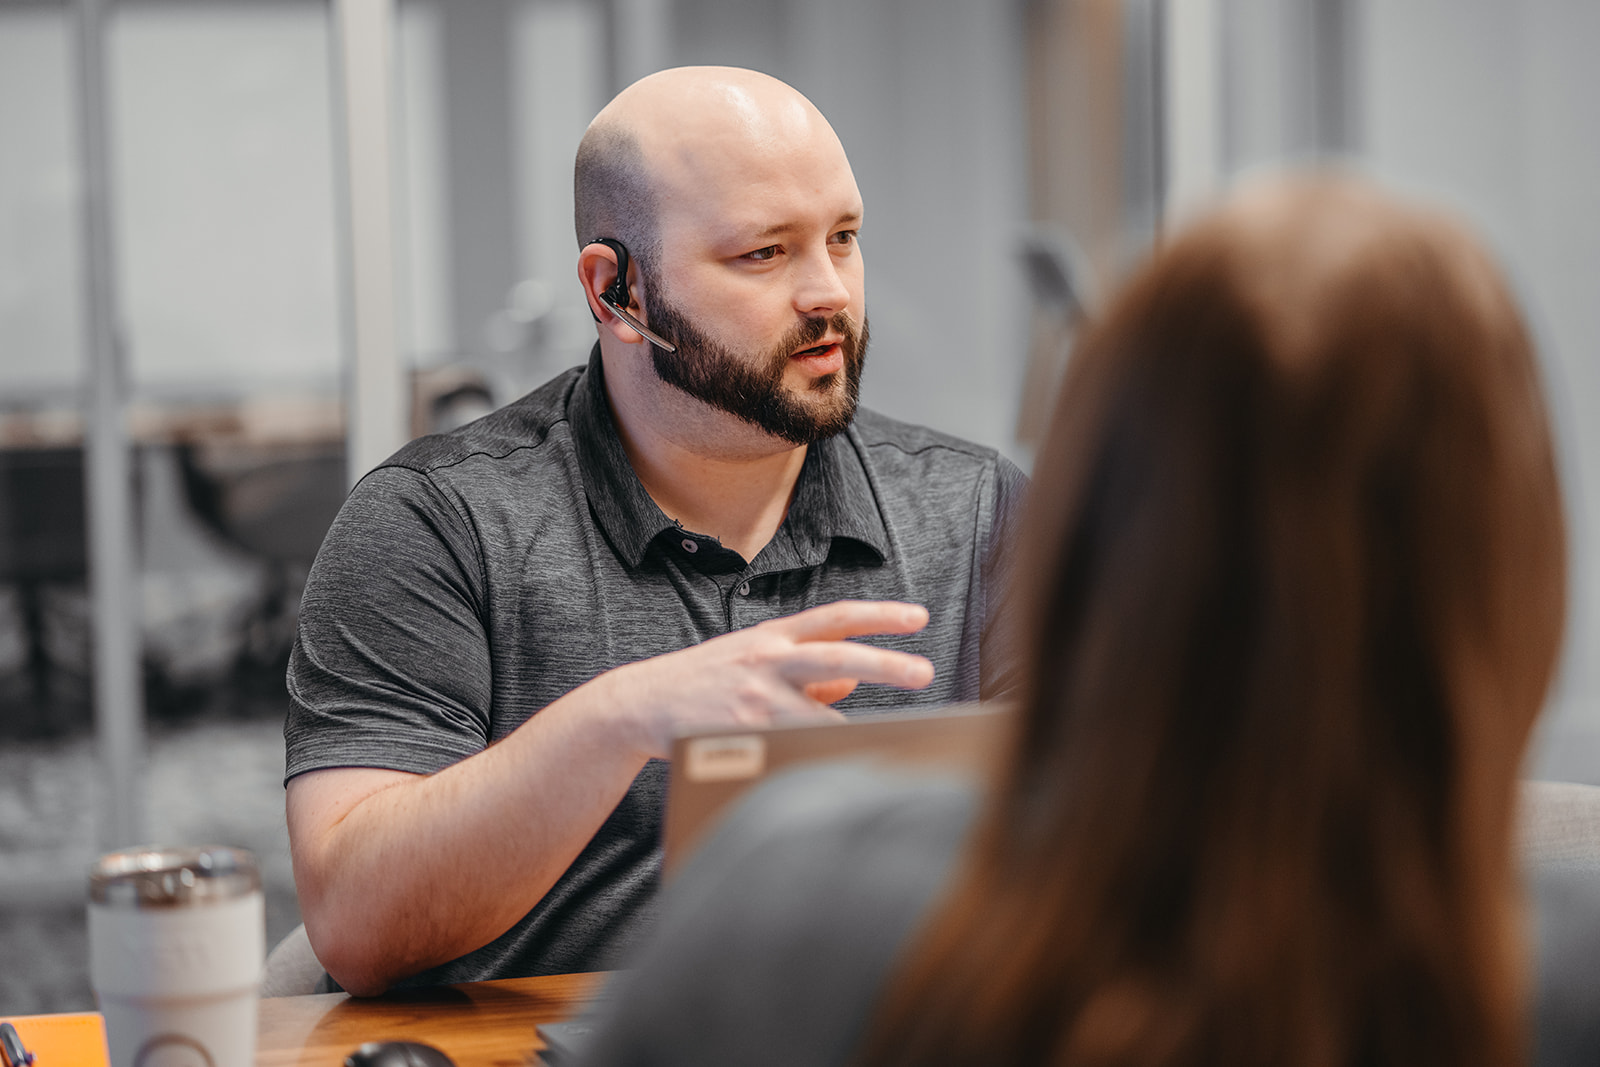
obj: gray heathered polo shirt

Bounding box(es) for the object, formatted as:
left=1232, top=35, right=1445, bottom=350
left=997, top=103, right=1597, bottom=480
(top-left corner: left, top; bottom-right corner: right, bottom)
left=285, top=345, right=1027, bottom=985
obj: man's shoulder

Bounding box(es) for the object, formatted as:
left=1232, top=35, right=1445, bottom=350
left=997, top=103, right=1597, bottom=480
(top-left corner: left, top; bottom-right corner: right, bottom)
left=848, top=407, right=1017, bottom=481
left=850, top=406, right=995, bottom=460
left=378, top=365, right=585, bottom=477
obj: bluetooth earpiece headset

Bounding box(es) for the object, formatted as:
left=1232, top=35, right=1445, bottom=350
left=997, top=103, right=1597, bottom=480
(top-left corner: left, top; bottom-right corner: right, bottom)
left=586, top=237, right=677, bottom=353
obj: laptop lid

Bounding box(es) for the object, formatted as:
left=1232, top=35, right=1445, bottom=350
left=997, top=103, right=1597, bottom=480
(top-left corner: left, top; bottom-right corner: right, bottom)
left=662, top=703, right=1011, bottom=878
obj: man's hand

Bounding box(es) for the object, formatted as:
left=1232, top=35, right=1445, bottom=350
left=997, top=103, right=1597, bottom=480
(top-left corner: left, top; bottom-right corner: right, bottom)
left=600, top=599, right=935, bottom=760
left=289, top=598, right=933, bottom=994
left=804, top=677, right=860, bottom=705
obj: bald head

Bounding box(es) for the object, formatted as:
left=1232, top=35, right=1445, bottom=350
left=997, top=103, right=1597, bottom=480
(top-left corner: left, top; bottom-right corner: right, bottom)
left=573, top=67, right=854, bottom=275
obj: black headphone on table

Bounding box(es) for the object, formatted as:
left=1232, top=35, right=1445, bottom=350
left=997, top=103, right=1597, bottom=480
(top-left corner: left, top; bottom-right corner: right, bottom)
left=587, top=237, right=677, bottom=353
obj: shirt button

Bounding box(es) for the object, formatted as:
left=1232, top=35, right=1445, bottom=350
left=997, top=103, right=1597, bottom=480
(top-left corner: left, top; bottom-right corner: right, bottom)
left=738, top=582, right=751, bottom=596
left=681, top=538, right=698, bottom=554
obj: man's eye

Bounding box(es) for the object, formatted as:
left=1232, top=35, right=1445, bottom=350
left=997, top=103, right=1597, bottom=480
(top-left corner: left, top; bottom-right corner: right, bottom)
left=743, top=245, right=780, bottom=261
left=830, top=230, right=858, bottom=246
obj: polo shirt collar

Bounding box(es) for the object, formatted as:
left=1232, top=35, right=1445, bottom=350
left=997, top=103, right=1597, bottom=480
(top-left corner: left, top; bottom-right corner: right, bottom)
left=568, top=344, right=890, bottom=569
left=782, top=422, right=890, bottom=567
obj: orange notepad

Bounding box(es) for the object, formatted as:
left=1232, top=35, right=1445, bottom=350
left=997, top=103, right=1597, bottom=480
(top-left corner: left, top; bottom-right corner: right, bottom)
left=0, top=1012, right=110, bottom=1066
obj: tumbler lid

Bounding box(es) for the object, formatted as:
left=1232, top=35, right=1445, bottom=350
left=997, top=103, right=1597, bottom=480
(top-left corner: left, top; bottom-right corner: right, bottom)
left=89, top=845, right=260, bottom=908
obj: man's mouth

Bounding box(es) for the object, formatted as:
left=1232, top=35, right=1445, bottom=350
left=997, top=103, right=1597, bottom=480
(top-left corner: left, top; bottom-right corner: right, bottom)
left=789, top=339, right=845, bottom=376
left=792, top=333, right=845, bottom=358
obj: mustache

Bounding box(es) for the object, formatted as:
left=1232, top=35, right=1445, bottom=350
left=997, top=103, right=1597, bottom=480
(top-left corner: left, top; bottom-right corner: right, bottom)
left=777, top=311, right=858, bottom=358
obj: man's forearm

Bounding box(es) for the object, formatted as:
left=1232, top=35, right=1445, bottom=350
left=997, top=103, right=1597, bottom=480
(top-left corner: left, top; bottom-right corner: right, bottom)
left=287, top=672, right=648, bottom=995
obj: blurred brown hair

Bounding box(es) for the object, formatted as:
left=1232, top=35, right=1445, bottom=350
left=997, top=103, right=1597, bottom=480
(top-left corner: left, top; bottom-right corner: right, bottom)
left=861, top=175, right=1566, bottom=1067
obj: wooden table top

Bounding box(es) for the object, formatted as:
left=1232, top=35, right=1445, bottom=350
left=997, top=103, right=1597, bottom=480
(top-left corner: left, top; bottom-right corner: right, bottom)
left=257, top=971, right=608, bottom=1067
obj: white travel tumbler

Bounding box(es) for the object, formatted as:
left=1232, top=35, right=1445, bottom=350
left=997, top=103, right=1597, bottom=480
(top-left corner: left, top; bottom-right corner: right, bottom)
left=88, top=845, right=265, bottom=1067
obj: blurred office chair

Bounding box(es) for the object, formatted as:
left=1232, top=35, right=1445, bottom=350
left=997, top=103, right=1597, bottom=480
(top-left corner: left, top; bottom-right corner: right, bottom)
left=261, top=922, right=324, bottom=998
left=1520, top=780, right=1600, bottom=867
left=1016, top=227, right=1095, bottom=450
left=1521, top=781, right=1600, bottom=1066
left=176, top=439, right=345, bottom=674
left=0, top=446, right=91, bottom=734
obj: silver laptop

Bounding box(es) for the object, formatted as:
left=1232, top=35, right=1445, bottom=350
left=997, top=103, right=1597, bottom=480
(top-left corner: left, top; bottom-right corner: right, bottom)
left=662, top=702, right=1011, bottom=878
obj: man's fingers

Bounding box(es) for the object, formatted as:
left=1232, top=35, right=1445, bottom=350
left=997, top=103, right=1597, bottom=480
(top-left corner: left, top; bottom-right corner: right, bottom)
left=754, top=686, right=850, bottom=727
left=804, top=678, right=859, bottom=705
left=774, top=600, right=930, bottom=642
left=779, top=642, right=934, bottom=691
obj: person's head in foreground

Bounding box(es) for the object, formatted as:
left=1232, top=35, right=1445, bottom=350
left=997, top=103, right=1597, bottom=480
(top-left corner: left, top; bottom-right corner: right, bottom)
left=863, top=175, right=1566, bottom=1066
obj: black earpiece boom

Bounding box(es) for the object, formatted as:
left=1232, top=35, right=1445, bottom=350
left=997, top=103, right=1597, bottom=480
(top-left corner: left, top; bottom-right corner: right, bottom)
left=587, top=238, right=677, bottom=353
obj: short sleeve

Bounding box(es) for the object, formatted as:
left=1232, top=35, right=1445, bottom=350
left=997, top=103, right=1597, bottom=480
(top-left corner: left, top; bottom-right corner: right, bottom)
left=284, top=464, right=494, bottom=781
left=980, top=455, right=1030, bottom=700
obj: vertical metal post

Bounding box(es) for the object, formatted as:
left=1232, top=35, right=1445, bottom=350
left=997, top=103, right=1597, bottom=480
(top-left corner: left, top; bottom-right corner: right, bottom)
left=1120, top=0, right=1165, bottom=262
left=1309, top=0, right=1359, bottom=156
left=1163, top=0, right=1223, bottom=222
left=611, top=0, right=670, bottom=91
left=1277, top=0, right=1359, bottom=161
left=441, top=0, right=518, bottom=371
left=73, top=0, right=145, bottom=850
left=334, top=0, right=407, bottom=486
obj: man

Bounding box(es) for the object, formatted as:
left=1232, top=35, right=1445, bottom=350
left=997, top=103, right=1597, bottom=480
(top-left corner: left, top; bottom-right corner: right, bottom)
left=285, top=66, right=1026, bottom=995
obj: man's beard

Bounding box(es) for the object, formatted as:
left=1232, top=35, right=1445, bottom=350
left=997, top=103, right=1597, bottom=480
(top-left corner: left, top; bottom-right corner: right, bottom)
left=641, top=288, right=868, bottom=446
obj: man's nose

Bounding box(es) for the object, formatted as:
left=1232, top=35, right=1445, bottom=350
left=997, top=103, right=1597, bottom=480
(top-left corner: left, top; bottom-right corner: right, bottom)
left=792, top=251, right=852, bottom=316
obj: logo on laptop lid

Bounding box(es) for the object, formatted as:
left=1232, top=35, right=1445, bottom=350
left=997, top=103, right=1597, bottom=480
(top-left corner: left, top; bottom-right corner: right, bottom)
left=683, top=735, right=767, bottom=782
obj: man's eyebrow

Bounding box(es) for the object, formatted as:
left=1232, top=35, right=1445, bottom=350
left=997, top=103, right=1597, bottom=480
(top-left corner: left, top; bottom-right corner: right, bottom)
left=742, top=211, right=864, bottom=242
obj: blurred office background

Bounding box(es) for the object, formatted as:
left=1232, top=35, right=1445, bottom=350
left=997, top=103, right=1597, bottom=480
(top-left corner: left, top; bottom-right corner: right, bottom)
left=0, top=0, right=1595, bottom=1014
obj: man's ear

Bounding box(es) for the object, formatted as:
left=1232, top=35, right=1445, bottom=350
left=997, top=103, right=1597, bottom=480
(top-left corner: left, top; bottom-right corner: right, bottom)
left=577, top=243, right=645, bottom=346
